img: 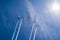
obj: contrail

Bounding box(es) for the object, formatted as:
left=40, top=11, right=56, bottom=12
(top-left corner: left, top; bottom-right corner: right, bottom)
left=33, top=27, right=37, bottom=40
left=29, top=23, right=35, bottom=40
left=12, top=20, right=20, bottom=40
left=15, top=19, right=23, bottom=40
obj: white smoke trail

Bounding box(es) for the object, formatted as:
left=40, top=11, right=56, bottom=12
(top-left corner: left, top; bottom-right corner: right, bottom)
left=12, top=20, right=20, bottom=40
left=15, top=19, right=23, bottom=40
left=27, top=0, right=53, bottom=39
left=33, top=27, right=37, bottom=40
left=29, top=23, right=35, bottom=40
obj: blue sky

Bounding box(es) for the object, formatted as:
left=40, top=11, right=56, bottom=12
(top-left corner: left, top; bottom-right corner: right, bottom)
left=0, top=0, right=60, bottom=40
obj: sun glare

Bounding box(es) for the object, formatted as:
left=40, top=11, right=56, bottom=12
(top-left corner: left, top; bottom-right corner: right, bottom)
left=48, top=1, right=60, bottom=13
left=51, top=2, right=60, bottom=12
